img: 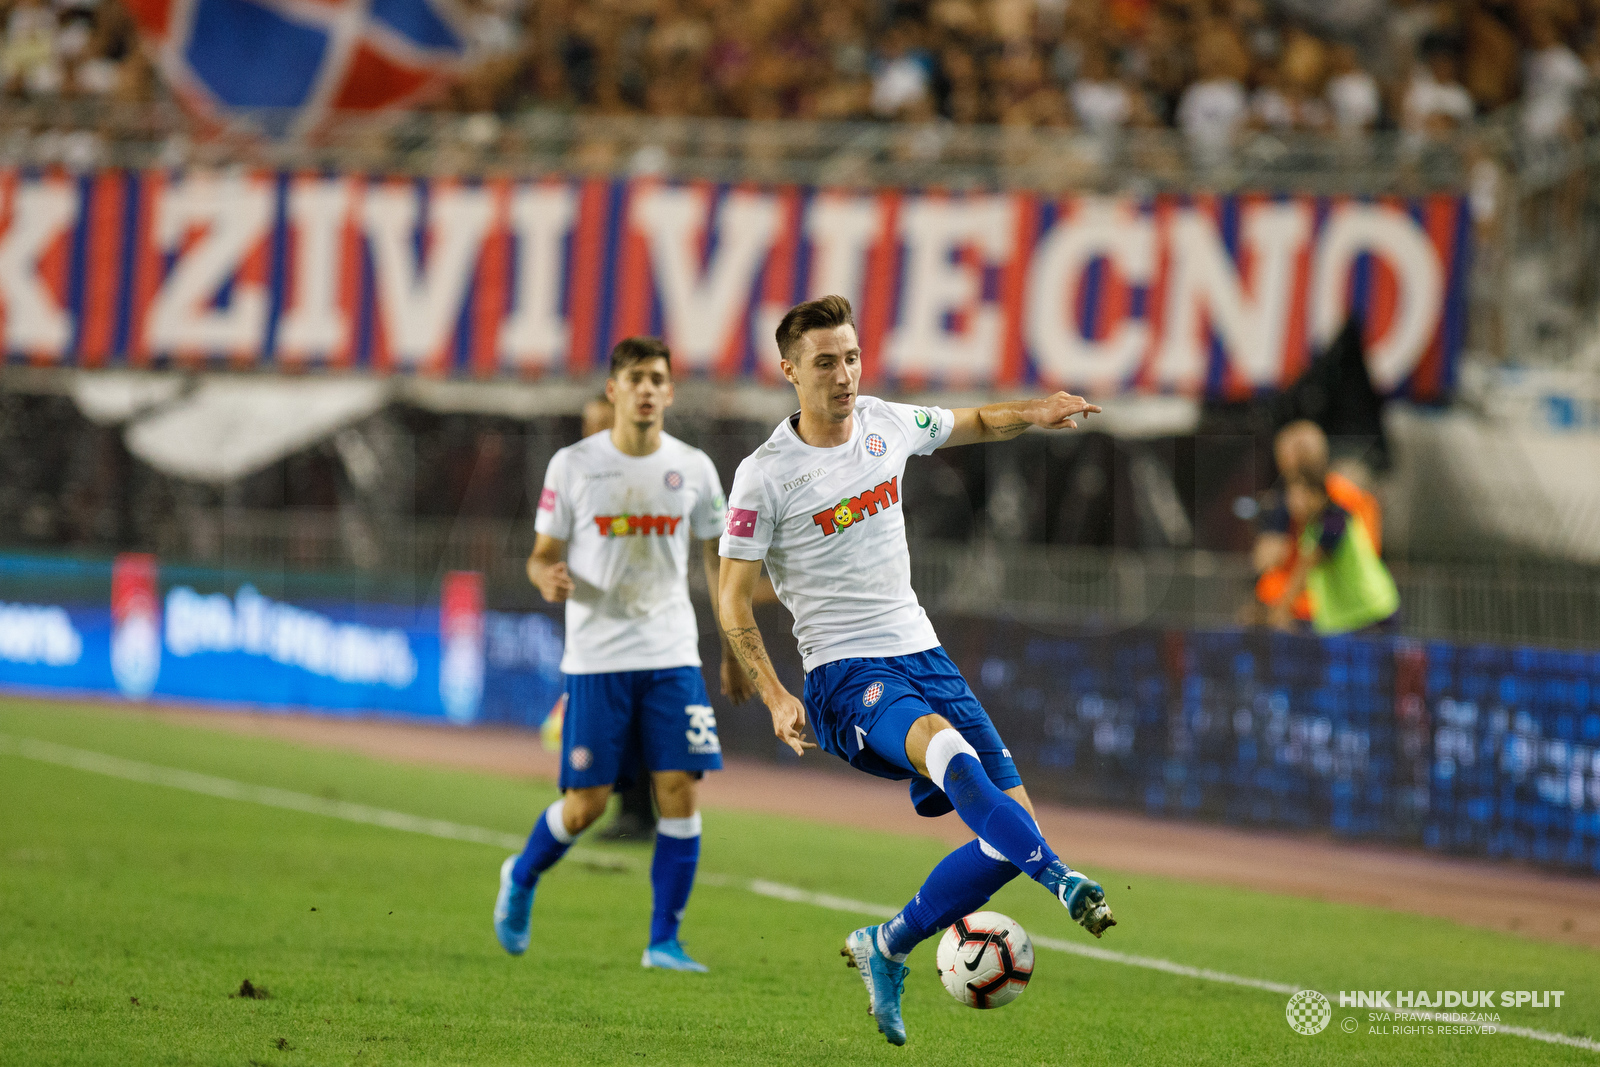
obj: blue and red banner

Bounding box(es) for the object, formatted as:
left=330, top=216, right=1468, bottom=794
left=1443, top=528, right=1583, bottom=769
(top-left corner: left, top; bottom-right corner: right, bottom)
left=121, top=0, right=467, bottom=136
left=0, top=171, right=1471, bottom=399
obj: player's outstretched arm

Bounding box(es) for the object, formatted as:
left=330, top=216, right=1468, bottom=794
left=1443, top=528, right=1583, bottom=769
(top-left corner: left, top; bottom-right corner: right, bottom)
left=943, top=392, right=1102, bottom=448
left=526, top=534, right=574, bottom=603
left=703, top=541, right=757, bottom=705
left=718, top=555, right=815, bottom=756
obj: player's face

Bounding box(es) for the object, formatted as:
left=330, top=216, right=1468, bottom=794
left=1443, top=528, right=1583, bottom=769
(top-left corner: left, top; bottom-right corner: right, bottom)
left=782, top=325, right=861, bottom=422
left=606, top=357, right=673, bottom=428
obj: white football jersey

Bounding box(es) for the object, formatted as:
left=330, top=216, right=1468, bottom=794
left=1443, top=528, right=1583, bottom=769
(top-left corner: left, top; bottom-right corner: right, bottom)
left=720, top=395, right=954, bottom=672
left=535, top=432, right=726, bottom=674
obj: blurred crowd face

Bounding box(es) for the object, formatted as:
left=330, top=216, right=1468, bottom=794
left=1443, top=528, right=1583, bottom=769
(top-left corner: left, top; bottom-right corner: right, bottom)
left=606, top=357, right=674, bottom=431
left=783, top=324, right=862, bottom=423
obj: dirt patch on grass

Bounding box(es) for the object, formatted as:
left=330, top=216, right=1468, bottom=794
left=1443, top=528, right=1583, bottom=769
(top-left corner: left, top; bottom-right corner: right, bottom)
left=130, top=703, right=1600, bottom=951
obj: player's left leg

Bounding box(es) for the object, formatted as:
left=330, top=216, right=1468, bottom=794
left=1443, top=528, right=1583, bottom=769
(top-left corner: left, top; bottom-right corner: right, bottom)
left=637, top=666, right=721, bottom=972
left=901, top=714, right=1114, bottom=938
left=641, top=770, right=706, bottom=972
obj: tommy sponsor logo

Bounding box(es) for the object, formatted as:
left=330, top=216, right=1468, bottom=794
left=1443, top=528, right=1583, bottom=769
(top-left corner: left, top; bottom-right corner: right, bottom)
left=782, top=466, right=827, bottom=493
left=726, top=507, right=758, bottom=538
left=593, top=514, right=683, bottom=536
left=865, top=433, right=886, bottom=457
left=862, top=681, right=884, bottom=706
left=664, top=470, right=684, bottom=490
left=811, top=476, right=899, bottom=536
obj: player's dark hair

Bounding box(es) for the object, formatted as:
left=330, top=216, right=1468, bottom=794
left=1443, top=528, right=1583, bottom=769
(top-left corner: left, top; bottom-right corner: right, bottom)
left=775, top=295, right=855, bottom=362
left=608, top=337, right=671, bottom=378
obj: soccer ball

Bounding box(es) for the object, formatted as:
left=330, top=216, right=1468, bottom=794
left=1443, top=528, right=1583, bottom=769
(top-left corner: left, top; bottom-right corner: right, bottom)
left=935, top=911, right=1034, bottom=1008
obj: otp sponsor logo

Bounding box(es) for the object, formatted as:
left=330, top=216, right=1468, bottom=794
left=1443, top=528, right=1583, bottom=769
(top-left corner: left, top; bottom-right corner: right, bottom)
left=811, top=477, right=899, bottom=536
left=593, top=514, right=683, bottom=536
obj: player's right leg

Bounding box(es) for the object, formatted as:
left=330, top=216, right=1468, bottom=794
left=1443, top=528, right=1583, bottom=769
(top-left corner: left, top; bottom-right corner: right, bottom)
left=494, top=672, right=631, bottom=956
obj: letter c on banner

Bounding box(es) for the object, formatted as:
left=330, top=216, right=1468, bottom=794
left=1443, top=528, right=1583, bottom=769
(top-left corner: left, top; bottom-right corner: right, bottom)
left=1025, top=199, right=1153, bottom=391
left=1310, top=203, right=1443, bottom=393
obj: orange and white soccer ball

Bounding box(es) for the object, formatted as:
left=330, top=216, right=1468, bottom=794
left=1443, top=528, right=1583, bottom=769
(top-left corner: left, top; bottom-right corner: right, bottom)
left=936, top=911, right=1035, bottom=1008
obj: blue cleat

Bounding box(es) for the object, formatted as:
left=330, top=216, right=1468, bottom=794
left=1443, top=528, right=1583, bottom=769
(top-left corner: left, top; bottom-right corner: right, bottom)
left=843, top=926, right=908, bottom=1046
left=641, top=939, right=709, bottom=972
left=493, top=855, right=534, bottom=956
left=1037, top=860, right=1116, bottom=937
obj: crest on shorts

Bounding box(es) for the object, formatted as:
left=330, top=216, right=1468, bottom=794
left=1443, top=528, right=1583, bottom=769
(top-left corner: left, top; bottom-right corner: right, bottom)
left=865, top=434, right=886, bottom=457
left=863, top=681, right=884, bottom=707
left=664, top=470, right=684, bottom=490
left=569, top=745, right=593, bottom=771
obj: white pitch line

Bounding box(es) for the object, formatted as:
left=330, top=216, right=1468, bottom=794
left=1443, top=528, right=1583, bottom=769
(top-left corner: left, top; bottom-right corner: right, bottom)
left=4, top=733, right=1597, bottom=1055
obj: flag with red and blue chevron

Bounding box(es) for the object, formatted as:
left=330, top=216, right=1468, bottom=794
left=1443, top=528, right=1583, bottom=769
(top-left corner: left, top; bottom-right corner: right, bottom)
left=122, top=0, right=470, bottom=136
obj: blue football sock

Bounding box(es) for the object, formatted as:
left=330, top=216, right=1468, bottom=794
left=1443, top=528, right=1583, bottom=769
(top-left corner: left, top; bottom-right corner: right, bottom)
left=649, top=814, right=702, bottom=946
left=879, top=839, right=1019, bottom=961
left=511, top=800, right=576, bottom=888
left=941, top=752, right=1058, bottom=878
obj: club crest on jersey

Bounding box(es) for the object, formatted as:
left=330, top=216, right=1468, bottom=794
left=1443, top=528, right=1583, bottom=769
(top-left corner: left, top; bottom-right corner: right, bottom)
left=863, top=681, right=884, bottom=707
left=811, top=477, right=898, bottom=536
left=594, top=514, right=683, bottom=536
left=865, top=433, right=886, bottom=457
left=664, top=470, right=684, bottom=490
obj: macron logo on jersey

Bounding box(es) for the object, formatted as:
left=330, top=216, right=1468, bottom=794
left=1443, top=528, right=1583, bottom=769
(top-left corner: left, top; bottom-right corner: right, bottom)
left=726, top=507, right=759, bottom=538
left=811, top=477, right=899, bottom=536
left=593, top=515, right=682, bottom=537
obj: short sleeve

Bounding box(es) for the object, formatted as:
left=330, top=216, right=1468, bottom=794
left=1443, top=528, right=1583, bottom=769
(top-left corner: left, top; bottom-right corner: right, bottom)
left=690, top=452, right=728, bottom=540
left=1315, top=501, right=1350, bottom=555
left=883, top=400, right=955, bottom=456
left=718, top=459, right=772, bottom=561
left=534, top=450, right=574, bottom=541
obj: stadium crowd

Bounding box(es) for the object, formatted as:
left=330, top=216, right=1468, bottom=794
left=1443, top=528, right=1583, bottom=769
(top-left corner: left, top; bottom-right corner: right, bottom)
left=448, top=0, right=1596, bottom=142
left=0, top=0, right=1592, bottom=145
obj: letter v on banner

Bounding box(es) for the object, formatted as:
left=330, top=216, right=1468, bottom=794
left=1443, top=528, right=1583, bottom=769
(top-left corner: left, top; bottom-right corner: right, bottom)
left=632, top=182, right=780, bottom=373
left=362, top=179, right=494, bottom=374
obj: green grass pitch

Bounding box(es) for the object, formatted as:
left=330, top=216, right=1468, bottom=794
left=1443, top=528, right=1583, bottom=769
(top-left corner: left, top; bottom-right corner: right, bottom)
left=3, top=697, right=1598, bottom=1066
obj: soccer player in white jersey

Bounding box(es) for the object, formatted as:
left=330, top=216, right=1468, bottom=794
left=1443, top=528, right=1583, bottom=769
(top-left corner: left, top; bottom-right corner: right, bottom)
left=494, top=337, right=754, bottom=972
left=718, top=296, right=1115, bottom=1045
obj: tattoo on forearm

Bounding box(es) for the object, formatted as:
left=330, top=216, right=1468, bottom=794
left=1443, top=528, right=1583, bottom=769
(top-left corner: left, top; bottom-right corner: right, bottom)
left=721, top=625, right=773, bottom=683
left=990, top=421, right=1029, bottom=434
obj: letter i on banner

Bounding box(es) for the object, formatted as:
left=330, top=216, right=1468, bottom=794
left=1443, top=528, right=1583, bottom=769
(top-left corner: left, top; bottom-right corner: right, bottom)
left=110, top=553, right=161, bottom=699
left=439, top=571, right=485, bottom=725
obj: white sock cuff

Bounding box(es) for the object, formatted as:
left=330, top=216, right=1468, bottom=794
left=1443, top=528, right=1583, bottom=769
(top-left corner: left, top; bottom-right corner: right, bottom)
left=925, top=728, right=979, bottom=793
left=657, top=813, right=702, bottom=839
left=545, top=799, right=575, bottom=845
left=978, top=837, right=1007, bottom=862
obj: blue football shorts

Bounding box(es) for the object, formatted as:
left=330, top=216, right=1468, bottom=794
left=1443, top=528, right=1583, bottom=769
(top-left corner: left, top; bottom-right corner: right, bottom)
left=801, top=646, right=1020, bottom=817
left=560, top=666, right=722, bottom=792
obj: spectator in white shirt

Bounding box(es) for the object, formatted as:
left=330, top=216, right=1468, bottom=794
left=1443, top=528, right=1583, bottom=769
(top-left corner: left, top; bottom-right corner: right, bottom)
left=1402, top=38, right=1475, bottom=138
left=1521, top=15, right=1587, bottom=142
left=1325, top=43, right=1381, bottom=132
left=1070, top=45, right=1131, bottom=133
left=1179, top=26, right=1250, bottom=163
